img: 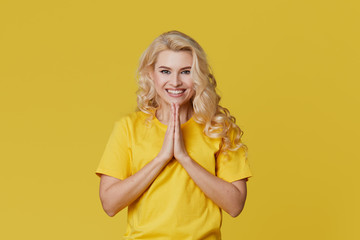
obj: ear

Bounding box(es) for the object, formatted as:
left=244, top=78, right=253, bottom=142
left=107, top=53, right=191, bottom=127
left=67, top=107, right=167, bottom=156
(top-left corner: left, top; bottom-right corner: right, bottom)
left=148, top=67, right=154, bottom=80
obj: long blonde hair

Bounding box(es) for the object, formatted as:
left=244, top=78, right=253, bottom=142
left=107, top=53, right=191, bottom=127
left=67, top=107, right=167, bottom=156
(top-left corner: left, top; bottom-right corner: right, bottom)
left=136, top=30, right=247, bottom=154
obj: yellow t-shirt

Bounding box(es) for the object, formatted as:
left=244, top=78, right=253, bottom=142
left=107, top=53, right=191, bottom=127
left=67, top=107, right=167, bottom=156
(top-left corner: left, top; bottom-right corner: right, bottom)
left=96, top=111, right=252, bottom=239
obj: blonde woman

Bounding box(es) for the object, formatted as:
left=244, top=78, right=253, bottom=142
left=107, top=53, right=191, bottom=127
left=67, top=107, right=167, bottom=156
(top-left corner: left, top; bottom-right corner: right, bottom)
left=96, top=30, right=253, bottom=239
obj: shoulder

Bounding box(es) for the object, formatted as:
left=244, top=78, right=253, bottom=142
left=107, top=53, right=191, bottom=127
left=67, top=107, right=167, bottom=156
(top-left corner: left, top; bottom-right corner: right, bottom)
left=115, top=111, right=147, bottom=122
left=114, top=111, right=151, bottom=129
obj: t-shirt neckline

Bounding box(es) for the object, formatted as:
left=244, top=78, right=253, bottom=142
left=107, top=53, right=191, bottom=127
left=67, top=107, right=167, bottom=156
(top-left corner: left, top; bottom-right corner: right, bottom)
left=153, top=113, right=194, bottom=129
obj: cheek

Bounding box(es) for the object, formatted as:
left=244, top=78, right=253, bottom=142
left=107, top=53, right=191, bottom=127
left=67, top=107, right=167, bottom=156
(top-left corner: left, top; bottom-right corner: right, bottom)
left=189, top=89, right=196, bottom=98
left=186, top=82, right=195, bottom=97
left=187, top=78, right=195, bottom=91
left=189, top=81, right=196, bottom=97
left=154, top=74, right=167, bottom=86
left=182, top=75, right=193, bottom=85
left=154, top=81, right=164, bottom=94
left=153, top=75, right=163, bottom=87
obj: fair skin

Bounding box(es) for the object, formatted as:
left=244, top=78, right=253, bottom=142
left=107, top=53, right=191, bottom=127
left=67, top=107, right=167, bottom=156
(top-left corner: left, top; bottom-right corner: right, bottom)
left=99, top=50, right=248, bottom=218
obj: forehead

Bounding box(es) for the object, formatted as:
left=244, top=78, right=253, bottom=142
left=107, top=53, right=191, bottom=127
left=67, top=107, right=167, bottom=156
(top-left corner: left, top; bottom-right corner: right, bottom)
left=155, top=50, right=193, bottom=68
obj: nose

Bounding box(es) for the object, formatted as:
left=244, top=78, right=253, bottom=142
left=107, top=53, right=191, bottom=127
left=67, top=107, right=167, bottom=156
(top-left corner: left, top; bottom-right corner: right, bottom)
left=169, top=72, right=182, bottom=87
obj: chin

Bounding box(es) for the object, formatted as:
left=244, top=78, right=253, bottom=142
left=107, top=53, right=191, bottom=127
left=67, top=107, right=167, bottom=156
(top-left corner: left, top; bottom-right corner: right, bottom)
left=168, top=98, right=192, bottom=106
left=157, top=92, right=194, bottom=107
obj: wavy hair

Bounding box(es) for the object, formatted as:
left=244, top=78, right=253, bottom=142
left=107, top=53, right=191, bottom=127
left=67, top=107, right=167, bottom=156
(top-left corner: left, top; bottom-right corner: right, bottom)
left=136, top=30, right=247, bottom=154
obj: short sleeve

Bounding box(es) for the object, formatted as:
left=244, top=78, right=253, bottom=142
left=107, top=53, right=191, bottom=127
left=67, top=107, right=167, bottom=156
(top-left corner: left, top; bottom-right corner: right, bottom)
left=216, top=145, right=253, bottom=183
left=95, top=118, right=132, bottom=180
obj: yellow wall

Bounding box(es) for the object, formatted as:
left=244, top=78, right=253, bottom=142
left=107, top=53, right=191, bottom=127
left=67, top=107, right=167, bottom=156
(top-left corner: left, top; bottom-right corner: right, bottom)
left=1, top=0, right=359, bottom=239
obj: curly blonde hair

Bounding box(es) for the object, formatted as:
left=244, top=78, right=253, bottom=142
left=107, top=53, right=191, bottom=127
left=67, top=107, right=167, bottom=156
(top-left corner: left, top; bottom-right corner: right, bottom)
left=136, top=30, right=247, bottom=154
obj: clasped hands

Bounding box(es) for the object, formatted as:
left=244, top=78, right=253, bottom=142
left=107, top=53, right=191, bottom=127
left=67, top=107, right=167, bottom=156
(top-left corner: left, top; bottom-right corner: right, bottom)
left=157, top=103, right=190, bottom=164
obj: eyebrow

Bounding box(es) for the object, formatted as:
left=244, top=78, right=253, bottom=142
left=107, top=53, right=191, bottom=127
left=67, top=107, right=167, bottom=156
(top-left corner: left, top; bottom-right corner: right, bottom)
left=157, top=66, right=192, bottom=70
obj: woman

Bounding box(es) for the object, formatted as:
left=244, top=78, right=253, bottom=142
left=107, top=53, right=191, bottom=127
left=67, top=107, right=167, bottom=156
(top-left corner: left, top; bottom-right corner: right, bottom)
left=96, top=30, right=252, bottom=239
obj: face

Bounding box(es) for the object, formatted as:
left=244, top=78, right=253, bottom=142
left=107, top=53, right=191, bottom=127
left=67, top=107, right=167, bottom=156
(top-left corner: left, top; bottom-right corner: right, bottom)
left=150, top=50, right=195, bottom=107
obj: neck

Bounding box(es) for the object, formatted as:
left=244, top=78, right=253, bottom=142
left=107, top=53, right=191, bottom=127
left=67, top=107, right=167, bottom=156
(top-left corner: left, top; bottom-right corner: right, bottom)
left=156, top=102, right=193, bottom=125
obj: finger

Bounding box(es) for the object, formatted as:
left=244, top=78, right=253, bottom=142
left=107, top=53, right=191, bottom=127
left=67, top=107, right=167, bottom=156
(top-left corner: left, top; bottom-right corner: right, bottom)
left=176, top=104, right=180, bottom=129
left=173, top=103, right=176, bottom=124
left=174, top=104, right=179, bottom=131
left=172, top=103, right=176, bottom=123
left=175, top=104, right=181, bottom=140
left=170, top=103, right=173, bottom=123
left=165, top=104, right=174, bottom=136
left=165, top=106, right=172, bottom=135
left=170, top=103, right=175, bottom=136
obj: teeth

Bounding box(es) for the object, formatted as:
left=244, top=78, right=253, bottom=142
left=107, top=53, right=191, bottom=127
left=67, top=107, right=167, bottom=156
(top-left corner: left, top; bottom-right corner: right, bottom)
left=167, top=89, right=185, bottom=94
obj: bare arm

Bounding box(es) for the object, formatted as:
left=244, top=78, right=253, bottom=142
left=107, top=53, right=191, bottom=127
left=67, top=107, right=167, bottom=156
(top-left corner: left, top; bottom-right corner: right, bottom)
left=99, top=107, right=176, bottom=217
left=99, top=156, right=168, bottom=217
left=177, top=157, right=247, bottom=217
left=173, top=104, right=248, bottom=217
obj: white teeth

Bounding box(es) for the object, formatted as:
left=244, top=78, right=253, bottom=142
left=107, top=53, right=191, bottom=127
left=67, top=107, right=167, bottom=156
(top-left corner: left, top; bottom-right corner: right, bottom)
left=167, top=89, right=185, bottom=94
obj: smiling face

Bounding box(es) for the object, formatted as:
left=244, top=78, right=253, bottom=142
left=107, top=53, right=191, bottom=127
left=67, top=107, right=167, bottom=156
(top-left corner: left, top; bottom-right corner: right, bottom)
left=150, top=50, right=195, bottom=107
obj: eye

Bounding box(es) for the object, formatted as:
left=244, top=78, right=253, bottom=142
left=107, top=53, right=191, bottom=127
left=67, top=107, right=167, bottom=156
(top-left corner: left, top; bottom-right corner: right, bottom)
left=160, top=70, right=171, bottom=74
left=181, top=70, right=191, bottom=74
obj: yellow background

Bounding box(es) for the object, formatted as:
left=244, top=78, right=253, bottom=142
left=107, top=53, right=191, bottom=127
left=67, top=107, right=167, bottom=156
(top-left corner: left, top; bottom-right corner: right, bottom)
left=1, top=0, right=359, bottom=239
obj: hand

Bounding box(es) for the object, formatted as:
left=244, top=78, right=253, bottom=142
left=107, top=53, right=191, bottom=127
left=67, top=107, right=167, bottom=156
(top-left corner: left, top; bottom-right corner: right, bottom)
left=156, top=104, right=175, bottom=162
left=173, top=103, right=190, bottom=162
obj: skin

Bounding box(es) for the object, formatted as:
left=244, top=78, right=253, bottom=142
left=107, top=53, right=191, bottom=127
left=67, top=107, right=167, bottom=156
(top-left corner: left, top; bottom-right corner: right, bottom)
left=99, top=50, right=248, bottom=218
left=151, top=49, right=195, bottom=125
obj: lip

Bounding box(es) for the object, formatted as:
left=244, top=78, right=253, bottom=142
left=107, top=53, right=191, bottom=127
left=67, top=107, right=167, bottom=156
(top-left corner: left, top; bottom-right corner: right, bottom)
left=165, top=89, right=186, bottom=97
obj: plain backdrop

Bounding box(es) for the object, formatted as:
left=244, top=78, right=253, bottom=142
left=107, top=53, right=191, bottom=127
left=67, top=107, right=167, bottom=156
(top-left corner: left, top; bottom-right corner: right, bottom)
left=1, top=0, right=359, bottom=239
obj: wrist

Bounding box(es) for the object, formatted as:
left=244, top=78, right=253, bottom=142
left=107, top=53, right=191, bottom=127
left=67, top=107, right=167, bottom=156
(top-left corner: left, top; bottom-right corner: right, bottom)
left=154, top=155, right=169, bottom=166
left=155, top=153, right=174, bottom=164
left=176, top=154, right=192, bottom=165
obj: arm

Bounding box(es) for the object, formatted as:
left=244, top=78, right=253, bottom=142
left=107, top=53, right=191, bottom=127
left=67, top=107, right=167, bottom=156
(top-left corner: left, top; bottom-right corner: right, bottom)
left=99, top=156, right=168, bottom=217
left=173, top=104, right=248, bottom=217
left=176, top=157, right=247, bottom=217
left=99, top=109, right=176, bottom=217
